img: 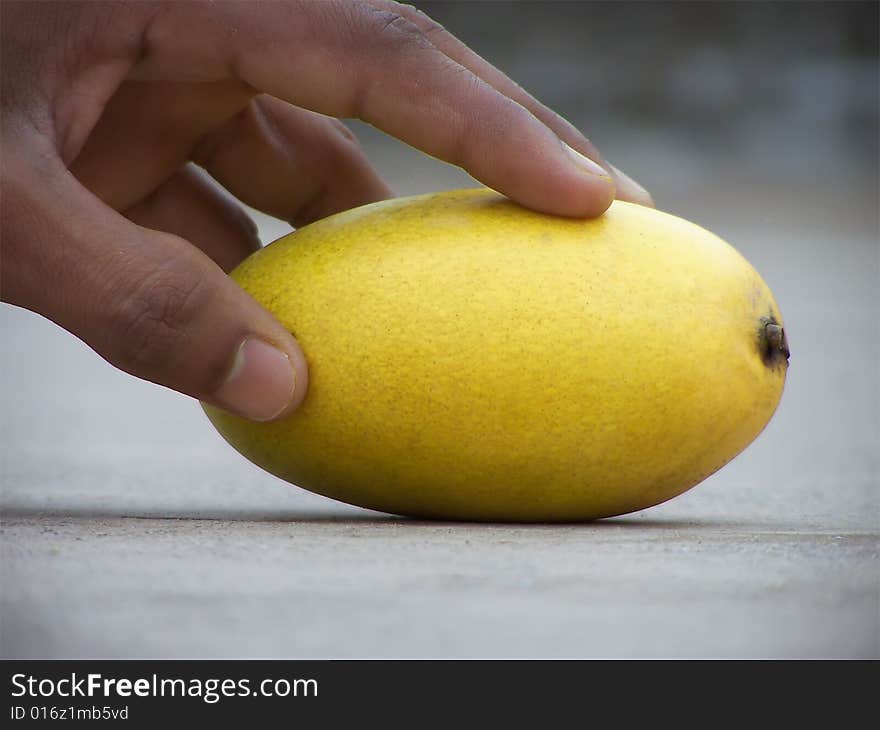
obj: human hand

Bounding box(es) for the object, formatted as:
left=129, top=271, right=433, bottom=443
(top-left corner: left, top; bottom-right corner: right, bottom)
left=1, top=0, right=652, bottom=422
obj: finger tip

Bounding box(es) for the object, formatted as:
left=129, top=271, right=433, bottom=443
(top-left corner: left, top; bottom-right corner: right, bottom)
left=211, top=333, right=310, bottom=422
left=520, top=179, right=616, bottom=219
left=585, top=179, right=618, bottom=217
left=560, top=175, right=617, bottom=218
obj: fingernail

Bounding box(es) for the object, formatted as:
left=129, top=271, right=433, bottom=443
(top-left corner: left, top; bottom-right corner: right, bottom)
left=214, top=338, right=296, bottom=421
left=607, top=163, right=655, bottom=207
left=563, top=142, right=613, bottom=180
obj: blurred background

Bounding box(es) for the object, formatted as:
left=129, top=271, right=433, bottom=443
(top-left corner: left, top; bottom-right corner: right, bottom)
left=2, top=1, right=878, bottom=658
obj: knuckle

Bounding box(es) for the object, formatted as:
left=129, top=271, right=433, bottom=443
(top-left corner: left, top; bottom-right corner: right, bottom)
left=106, top=258, right=209, bottom=374
left=355, top=3, right=430, bottom=52
left=398, top=3, right=447, bottom=38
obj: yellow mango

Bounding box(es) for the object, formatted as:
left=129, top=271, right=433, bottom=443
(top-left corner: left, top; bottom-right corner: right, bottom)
left=204, top=189, right=789, bottom=521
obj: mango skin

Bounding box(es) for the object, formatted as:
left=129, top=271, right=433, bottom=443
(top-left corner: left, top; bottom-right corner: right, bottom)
left=204, top=189, right=788, bottom=521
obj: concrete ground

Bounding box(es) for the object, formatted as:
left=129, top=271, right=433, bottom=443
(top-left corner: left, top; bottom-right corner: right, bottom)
left=2, top=126, right=878, bottom=657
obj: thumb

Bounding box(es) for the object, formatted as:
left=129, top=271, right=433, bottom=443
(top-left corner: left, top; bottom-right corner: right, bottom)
left=2, top=148, right=307, bottom=422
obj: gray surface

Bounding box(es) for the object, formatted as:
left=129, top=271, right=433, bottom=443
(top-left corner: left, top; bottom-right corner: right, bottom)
left=2, top=2, right=878, bottom=658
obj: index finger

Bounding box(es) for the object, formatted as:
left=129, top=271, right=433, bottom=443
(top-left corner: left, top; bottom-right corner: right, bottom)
left=367, top=0, right=653, bottom=207
left=133, top=0, right=615, bottom=217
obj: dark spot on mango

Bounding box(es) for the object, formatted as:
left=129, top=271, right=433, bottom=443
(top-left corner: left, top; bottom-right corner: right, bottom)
left=759, top=315, right=790, bottom=369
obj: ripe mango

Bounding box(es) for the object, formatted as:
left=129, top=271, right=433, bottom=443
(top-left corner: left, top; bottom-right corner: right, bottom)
left=204, top=189, right=788, bottom=521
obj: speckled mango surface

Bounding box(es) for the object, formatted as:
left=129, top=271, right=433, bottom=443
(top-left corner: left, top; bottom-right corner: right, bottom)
left=204, top=189, right=788, bottom=521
